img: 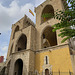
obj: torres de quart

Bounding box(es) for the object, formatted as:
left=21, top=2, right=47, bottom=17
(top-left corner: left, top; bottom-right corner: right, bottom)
left=0, top=0, right=75, bottom=75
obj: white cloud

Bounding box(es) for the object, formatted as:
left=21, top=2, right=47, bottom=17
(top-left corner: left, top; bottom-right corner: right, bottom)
left=0, top=0, right=35, bottom=32
left=0, top=0, right=46, bottom=32
left=4, top=52, right=7, bottom=61
left=35, top=0, right=46, bottom=7
left=2, top=46, right=8, bottom=51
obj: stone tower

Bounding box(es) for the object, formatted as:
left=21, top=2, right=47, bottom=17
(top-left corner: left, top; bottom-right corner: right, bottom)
left=6, top=15, right=36, bottom=75
left=35, top=0, right=67, bottom=50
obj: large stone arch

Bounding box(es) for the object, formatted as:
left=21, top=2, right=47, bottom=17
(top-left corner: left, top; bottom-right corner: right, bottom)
left=15, top=33, right=27, bottom=52
left=41, top=4, right=54, bottom=24
left=14, top=59, right=23, bottom=75
left=41, top=25, right=57, bottom=48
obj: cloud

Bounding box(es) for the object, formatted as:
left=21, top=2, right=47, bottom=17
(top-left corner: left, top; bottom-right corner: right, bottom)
left=4, top=52, right=7, bottom=61
left=2, top=46, right=8, bottom=51
left=35, top=0, right=46, bottom=7
left=0, top=44, right=8, bottom=61
left=0, top=0, right=35, bottom=32
left=0, top=0, right=46, bottom=32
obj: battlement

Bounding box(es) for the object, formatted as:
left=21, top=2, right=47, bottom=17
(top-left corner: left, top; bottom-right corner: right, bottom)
left=12, top=15, right=35, bottom=29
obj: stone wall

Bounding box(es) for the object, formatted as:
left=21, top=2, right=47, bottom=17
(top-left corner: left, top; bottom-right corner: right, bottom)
left=71, top=55, right=75, bottom=75
left=35, top=45, right=73, bottom=73
left=9, top=49, right=30, bottom=75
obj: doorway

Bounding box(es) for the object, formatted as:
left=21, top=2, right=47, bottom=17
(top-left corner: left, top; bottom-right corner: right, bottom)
left=45, top=69, right=49, bottom=75
left=14, top=59, right=23, bottom=75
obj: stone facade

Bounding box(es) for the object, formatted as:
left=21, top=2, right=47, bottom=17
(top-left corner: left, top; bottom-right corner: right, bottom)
left=71, top=54, right=75, bottom=75
left=0, top=62, right=4, bottom=70
left=0, top=0, right=74, bottom=75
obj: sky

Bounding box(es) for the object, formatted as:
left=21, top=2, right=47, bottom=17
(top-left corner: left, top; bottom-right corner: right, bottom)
left=0, top=0, right=46, bottom=61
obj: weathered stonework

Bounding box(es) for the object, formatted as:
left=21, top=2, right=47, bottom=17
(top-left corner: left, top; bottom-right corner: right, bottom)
left=71, top=55, right=75, bottom=75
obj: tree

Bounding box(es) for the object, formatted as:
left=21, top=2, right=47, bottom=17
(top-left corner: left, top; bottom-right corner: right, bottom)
left=52, top=0, right=75, bottom=43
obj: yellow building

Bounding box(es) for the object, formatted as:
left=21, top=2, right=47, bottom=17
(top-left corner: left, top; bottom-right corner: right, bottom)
left=35, top=45, right=73, bottom=75
left=0, top=0, right=74, bottom=75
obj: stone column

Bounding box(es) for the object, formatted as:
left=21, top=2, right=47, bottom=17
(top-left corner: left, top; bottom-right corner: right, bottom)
left=70, top=54, right=75, bottom=75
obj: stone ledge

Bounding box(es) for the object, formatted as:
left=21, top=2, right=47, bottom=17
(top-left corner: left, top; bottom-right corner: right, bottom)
left=36, top=44, right=69, bottom=53
left=12, top=49, right=35, bottom=55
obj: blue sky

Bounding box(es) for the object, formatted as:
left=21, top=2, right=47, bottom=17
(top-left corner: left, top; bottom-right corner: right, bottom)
left=0, top=0, right=46, bottom=61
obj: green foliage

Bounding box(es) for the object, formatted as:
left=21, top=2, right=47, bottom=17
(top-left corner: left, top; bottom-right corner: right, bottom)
left=42, top=13, right=54, bottom=18
left=52, top=0, right=75, bottom=43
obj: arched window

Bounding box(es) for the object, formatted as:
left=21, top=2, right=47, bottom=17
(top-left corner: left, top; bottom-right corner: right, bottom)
left=41, top=5, right=54, bottom=23
left=13, top=26, right=19, bottom=39
left=14, top=59, right=23, bottom=75
left=42, top=26, right=57, bottom=48
left=16, top=34, right=27, bottom=51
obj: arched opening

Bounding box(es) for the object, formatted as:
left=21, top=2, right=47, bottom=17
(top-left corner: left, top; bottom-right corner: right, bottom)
left=41, top=26, right=57, bottom=48
left=13, top=26, right=19, bottom=39
left=45, top=69, right=49, bottom=75
left=7, top=61, right=11, bottom=75
left=10, top=44, right=13, bottom=55
left=41, top=5, right=54, bottom=23
left=14, top=59, right=23, bottom=75
left=16, top=34, right=27, bottom=51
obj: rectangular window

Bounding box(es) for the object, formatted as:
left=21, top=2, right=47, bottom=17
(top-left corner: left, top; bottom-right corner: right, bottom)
left=46, top=56, right=48, bottom=64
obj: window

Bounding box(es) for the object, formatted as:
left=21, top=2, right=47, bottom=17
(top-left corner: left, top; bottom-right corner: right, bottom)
left=46, top=56, right=48, bottom=64
left=44, top=56, right=49, bottom=65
